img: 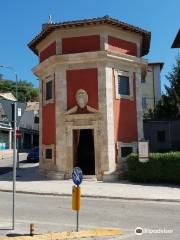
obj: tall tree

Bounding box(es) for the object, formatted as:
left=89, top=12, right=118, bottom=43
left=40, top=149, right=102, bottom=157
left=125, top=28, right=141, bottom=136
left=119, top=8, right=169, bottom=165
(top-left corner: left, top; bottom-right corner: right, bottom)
left=147, top=55, right=180, bottom=120
left=0, top=79, right=39, bottom=102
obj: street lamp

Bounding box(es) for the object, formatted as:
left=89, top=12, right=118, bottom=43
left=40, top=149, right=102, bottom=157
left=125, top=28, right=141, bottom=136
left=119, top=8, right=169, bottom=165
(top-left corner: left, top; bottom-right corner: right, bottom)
left=0, top=64, right=18, bottom=230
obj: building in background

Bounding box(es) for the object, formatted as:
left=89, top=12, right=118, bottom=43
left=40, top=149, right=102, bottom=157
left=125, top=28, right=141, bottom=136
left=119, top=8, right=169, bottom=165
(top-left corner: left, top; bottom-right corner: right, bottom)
left=171, top=29, right=180, bottom=48
left=144, top=120, right=180, bottom=152
left=19, top=102, right=39, bottom=150
left=28, top=16, right=151, bottom=180
left=0, top=93, right=38, bottom=154
left=141, top=62, right=164, bottom=114
left=0, top=93, right=16, bottom=150
left=143, top=28, right=180, bottom=152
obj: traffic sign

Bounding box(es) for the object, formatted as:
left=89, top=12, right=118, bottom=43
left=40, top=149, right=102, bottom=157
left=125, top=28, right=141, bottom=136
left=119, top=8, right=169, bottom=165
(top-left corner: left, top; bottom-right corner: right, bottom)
left=72, top=167, right=83, bottom=186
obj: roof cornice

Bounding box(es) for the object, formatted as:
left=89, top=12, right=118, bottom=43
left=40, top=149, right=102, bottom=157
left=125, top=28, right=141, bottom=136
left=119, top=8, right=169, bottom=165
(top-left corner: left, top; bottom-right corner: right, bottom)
left=28, top=16, right=151, bottom=57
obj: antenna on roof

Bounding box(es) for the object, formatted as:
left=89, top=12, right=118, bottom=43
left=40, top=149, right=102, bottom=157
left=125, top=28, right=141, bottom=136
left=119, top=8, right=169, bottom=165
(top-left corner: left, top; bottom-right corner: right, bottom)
left=48, top=15, right=53, bottom=24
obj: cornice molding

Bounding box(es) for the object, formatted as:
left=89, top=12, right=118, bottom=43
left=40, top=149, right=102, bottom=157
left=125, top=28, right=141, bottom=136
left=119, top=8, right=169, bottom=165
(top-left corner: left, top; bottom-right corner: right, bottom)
left=33, top=50, right=148, bottom=77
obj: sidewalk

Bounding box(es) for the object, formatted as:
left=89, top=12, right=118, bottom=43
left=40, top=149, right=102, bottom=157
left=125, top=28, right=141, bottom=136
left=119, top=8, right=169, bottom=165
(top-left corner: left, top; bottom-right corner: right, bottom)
left=0, top=163, right=180, bottom=202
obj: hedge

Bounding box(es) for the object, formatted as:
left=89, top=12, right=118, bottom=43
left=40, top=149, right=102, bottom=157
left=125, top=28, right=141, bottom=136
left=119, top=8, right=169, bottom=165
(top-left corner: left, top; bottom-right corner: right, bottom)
left=126, top=152, right=180, bottom=184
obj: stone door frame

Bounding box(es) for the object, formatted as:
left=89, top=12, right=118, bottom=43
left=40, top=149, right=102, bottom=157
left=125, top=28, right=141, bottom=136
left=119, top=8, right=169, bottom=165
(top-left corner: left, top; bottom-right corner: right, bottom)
left=64, top=113, right=102, bottom=180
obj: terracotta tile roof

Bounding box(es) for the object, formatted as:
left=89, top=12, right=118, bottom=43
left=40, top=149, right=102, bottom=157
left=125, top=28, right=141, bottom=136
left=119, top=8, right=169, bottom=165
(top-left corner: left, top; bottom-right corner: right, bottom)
left=28, top=15, right=151, bottom=57
left=0, top=92, right=17, bottom=101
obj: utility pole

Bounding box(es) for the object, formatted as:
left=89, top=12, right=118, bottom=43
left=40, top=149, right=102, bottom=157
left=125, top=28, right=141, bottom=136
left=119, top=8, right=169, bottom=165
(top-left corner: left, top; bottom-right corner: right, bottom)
left=0, top=65, right=18, bottom=229
left=12, top=101, right=17, bottom=230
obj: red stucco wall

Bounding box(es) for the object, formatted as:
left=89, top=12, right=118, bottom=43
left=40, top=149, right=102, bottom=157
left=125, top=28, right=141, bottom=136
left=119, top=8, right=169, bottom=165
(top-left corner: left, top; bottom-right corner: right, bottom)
left=42, top=79, right=56, bottom=145
left=66, top=68, right=98, bottom=113
left=62, top=35, right=100, bottom=54
left=42, top=104, right=56, bottom=144
left=108, top=36, right=137, bottom=56
left=40, top=42, right=56, bottom=62
left=112, top=70, right=138, bottom=161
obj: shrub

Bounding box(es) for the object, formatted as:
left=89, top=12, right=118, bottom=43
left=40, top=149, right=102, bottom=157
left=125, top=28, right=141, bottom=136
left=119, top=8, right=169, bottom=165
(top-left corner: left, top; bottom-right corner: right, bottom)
left=126, top=152, right=180, bottom=184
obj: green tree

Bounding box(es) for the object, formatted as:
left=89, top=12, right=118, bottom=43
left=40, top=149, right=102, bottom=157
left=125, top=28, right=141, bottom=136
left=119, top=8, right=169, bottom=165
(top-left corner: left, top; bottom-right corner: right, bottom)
left=0, top=79, right=39, bottom=102
left=147, top=55, right=180, bottom=120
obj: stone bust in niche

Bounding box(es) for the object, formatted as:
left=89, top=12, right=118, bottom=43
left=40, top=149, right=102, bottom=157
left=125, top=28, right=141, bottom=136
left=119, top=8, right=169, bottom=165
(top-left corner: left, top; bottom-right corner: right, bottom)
left=65, top=88, right=98, bottom=115
left=75, top=89, right=88, bottom=109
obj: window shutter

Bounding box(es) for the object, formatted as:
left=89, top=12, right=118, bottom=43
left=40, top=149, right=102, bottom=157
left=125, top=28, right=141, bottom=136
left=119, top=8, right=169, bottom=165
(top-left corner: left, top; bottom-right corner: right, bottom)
left=118, top=75, right=130, bottom=95
left=46, top=81, right=52, bottom=100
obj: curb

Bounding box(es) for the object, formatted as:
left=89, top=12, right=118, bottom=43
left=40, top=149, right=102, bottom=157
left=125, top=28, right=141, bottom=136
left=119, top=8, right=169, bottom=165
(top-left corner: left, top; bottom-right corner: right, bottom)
left=1, top=189, right=180, bottom=203
left=0, top=229, right=124, bottom=240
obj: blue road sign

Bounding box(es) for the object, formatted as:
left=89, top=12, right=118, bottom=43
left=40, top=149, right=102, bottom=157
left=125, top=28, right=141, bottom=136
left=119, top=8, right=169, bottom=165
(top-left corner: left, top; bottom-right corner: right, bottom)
left=72, top=167, right=83, bottom=186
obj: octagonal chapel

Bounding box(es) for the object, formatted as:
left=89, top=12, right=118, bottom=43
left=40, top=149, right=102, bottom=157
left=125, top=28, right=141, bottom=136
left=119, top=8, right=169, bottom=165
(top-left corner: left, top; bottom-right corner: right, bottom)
left=28, top=16, right=151, bottom=181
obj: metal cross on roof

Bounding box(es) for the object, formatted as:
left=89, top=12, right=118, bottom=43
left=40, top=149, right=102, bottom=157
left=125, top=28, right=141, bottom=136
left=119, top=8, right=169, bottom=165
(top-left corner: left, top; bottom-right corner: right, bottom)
left=48, top=15, right=53, bottom=24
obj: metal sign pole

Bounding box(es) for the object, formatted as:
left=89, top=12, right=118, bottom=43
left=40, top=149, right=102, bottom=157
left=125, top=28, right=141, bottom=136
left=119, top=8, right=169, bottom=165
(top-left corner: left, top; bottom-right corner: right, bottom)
left=72, top=167, right=83, bottom=232
left=12, top=102, right=17, bottom=230
left=76, top=210, right=79, bottom=232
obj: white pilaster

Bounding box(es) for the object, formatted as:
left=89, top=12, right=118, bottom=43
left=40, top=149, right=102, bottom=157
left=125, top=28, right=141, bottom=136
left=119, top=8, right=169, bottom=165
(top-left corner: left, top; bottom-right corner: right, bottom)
left=39, top=80, right=43, bottom=169
left=55, top=66, right=67, bottom=173
left=105, top=66, right=116, bottom=172
left=56, top=39, right=62, bottom=55
left=100, top=32, right=108, bottom=51
left=97, top=64, right=116, bottom=173
left=97, top=64, right=109, bottom=171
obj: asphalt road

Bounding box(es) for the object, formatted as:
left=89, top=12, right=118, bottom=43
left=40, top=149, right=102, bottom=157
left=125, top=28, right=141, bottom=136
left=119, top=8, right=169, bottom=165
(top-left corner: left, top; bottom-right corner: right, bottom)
left=0, top=192, right=179, bottom=239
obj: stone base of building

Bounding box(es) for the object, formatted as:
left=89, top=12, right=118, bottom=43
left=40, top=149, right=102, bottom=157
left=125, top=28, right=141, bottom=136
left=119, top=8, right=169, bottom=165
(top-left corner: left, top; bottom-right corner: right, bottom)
left=38, top=165, right=125, bottom=182
left=46, top=171, right=65, bottom=180
left=103, top=171, right=120, bottom=182
left=39, top=169, right=65, bottom=180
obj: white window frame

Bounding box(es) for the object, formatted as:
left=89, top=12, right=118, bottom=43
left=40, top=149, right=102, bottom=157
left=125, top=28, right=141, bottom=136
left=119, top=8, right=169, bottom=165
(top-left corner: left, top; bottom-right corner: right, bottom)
left=115, top=70, right=134, bottom=100
left=43, top=75, right=54, bottom=105
left=43, top=144, right=54, bottom=162
left=117, top=142, right=137, bottom=161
